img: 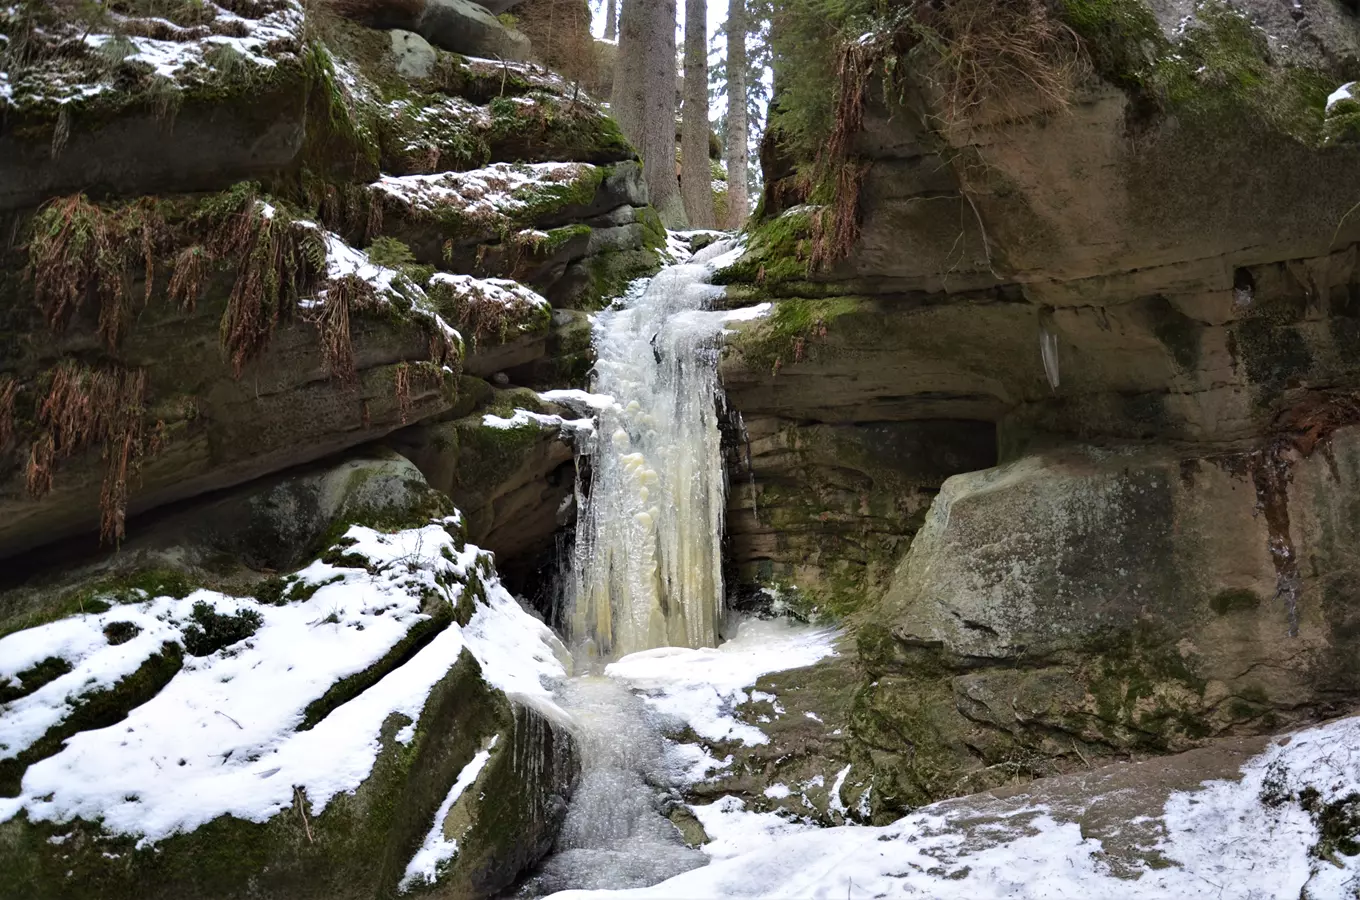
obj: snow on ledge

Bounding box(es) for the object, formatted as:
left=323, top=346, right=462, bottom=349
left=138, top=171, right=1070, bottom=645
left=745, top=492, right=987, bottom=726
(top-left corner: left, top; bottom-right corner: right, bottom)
left=399, top=735, right=499, bottom=892
left=430, top=273, right=549, bottom=310
left=372, top=163, right=595, bottom=223
left=1329, top=82, right=1357, bottom=111
left=482, top=408, right=596, bottom=435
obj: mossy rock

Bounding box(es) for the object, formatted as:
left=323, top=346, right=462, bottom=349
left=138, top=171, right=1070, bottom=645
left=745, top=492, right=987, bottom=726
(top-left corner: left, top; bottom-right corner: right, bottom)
left=0, top=650, right=574, bottom=900
left=712, top=206, right=818, bottom=289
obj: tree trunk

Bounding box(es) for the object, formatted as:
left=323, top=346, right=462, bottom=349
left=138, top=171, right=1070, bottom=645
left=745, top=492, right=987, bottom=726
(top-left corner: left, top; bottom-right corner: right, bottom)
left=604, top=0, right=617, bottom=41
left=680, top=0, right=716, bottom=229
left=641, top=0, right=687, bottom=228
left=613, top=0, right=686, bottom=229
left=723, top=0, right=748, bottom=230
left=610, top=0, right=646, bottom=147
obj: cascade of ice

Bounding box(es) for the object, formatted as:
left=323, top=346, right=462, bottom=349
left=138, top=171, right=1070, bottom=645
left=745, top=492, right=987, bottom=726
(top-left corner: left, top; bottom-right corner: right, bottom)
left=567, top=240, right=739, bottom=660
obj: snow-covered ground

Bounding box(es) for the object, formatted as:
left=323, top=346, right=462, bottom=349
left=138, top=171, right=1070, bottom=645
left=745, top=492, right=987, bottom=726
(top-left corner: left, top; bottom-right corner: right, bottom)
left=546, top=684, right=1360, bottom=900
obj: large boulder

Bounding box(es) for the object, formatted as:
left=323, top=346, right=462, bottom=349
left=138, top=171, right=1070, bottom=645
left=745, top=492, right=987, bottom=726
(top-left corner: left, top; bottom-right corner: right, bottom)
left=0, top=456, right=576, bottom=900
left=850, top=425, right=1360, bottom=813
left=419, top=0, right=533, bottom=61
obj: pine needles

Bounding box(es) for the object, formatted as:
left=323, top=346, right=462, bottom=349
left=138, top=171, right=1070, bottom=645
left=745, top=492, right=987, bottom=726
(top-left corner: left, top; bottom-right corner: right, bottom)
left=25, top=362, right=149, bottom=545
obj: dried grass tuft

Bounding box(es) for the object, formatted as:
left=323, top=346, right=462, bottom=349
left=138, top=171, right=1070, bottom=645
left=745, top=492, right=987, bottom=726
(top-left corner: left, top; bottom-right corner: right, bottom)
left=25, top=362, right=149, bottom=545
left=168, top=245, right=209, bottom=311
left=0, top=377, right=16, bottom=451
left=211, top=190, right=325, bottom=374
left=27, top=195, right=164, bottom=349
left=315, top=274, right=377, bottom=384
left=912, top=0, right=1086, bottom=129
left=810, top=0, right=1084, bottom=268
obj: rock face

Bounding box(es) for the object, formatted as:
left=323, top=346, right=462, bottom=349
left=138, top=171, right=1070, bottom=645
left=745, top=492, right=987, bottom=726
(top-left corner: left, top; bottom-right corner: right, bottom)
left=0, top=4, right=651, bottom=891
left=720, top=0, right=1360, bottom=815
left=0, top=0, right=658, bottom=562
left=347, top=0, right=534, bottom=61
left=389, top=387, right=581, bottom=587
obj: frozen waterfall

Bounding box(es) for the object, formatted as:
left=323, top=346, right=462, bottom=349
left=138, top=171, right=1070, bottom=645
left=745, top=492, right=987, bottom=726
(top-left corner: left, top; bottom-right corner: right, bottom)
left=566, top=240, right=741, bottom=661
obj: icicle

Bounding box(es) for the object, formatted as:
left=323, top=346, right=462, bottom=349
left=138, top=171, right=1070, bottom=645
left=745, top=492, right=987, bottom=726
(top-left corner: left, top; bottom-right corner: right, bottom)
left=1039, top=308, right=1060, bottom=391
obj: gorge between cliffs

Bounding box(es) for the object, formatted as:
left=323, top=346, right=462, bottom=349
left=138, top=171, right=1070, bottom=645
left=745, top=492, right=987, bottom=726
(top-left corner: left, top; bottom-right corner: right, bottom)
left=8, top=0, right=1360, bottom=898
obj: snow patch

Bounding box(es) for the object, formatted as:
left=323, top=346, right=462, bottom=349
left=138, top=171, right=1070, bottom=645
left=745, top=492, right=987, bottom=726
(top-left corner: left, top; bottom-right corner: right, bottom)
left=1329, top=82, right=1357, bottom=111
left=544, top=715, right=1360, bottom=900
left=605, top=618, right=838, bottom=747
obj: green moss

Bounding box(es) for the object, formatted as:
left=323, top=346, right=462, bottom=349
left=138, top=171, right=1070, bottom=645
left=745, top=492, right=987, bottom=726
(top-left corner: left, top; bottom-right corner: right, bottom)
left=1057, top=0, right=1166, bottom=88
left=485, top=93, right=633, bottom=164
left=638, top=205, right=666, bottom=251
left=0, top=568, right=197, bottom=640
left=365, top=236, right=415, bottom=268
left=712, top=207, right=817, bottom=287
left=1324, top=96, right=1360, bottom=144
left=726, top=295, right=863, bottom=374
left=579, top=247, right=662, bottom=310
left=180, top=600, right=262, bottom=657
left=514, top=163, right=606, bottom=220
left=1063, top=0, right=1335, bottom=143
left=532, top=223, right=592, bottom=255
left=0, top=643, right=183, bottom=797
left=1084, top=623, right=1210, bottom=747
left=0, top=657, right=72, bottom=704
left=1307, top=791, right=1360, bottom=862
left=297, top=41, right=381, bottom=180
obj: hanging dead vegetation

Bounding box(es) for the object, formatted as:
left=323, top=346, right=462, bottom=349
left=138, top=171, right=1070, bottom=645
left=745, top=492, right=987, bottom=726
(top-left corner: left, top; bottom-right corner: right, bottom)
left=208, top=188, right=327, bottom=375
left=25, top=362, right=149, bottom=545
left=394, top=361, right=412, bottom=424
left=315, top=274, right=377, bottom=384
left=0, top=377, right=16, bottom=452
left=167, top=245, right=209, bottom=311
left=427, top=276, right=535, bottom=350
left=809, top=0, right=1086, bottom=268
left=27, top=195, right=165, bottom=349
